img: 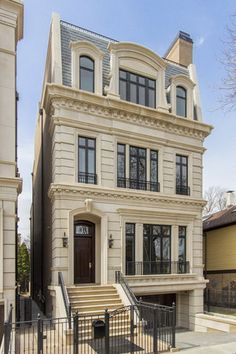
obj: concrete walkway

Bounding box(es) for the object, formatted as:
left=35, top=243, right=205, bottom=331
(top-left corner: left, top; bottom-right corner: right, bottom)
left=176, top=330, right=236, bottom=353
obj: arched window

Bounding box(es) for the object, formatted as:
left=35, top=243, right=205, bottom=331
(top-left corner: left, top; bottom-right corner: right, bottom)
left=176, top=86, right=187, bottom=117
left=79, top=56, right=94, bottom=92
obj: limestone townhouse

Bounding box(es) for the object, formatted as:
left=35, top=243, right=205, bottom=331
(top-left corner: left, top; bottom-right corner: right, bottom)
left=0, top=0, right=23, bottom=333
left=31, top=13, right=212, bottom=330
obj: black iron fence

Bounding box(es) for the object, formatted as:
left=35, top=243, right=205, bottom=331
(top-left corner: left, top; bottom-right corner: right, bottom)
left=205, top=288, right=236, bottom=311
left=78, top=172, right=97, bottom=184
left=126, top=261, right=190, bottom=276
left=4, top=304, right=13, bottom=354
left=176, top=185, right=190, bottom=196
left=4, top=303, right=175, bottom=353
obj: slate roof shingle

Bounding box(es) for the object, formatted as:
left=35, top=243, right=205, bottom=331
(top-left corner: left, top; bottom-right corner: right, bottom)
left=60, top=20, right=190, bottom=90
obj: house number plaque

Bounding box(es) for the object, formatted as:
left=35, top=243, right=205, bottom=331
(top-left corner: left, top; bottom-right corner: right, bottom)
left=75, top=225, right=90, bottom=236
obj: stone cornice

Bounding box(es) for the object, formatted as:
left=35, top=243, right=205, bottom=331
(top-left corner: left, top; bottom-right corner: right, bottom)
left=43, top=84, right=213, bottom=141
left=0, top=176, right=22, bottom=194
left=48, top=183, right=205, bottom=208
left=0, top=0, right=24, bottom=41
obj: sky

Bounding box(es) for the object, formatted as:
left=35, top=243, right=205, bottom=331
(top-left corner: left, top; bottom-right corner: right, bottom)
left=17, top=0, right=236, bottom=240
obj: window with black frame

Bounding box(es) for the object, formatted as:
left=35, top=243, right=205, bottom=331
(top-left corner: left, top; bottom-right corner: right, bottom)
left=130, top=146, right=146, bottom=190
left=150, top=150, right=159, bottom=192
left=119, top=69, right=156, bottom=108
left=78, top=137, right=96, bottom=184
left=125, top=223, right=135, bottom=275
left=176, top=154, right=189, bottom=195
left=176, top=86, right=187, bottom=117
left=117, top=144, right=126, bottom=188
left=143, top=224, right=171, bottom=275
left=178, top=226, right=187, bottom=273
left=79, top=56, right=94, bottom=93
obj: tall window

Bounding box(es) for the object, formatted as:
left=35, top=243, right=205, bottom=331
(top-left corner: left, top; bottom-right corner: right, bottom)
left=176, top=86, right=187, bottom=117
left=79, top=56, right=94, bottom=92
left=176, top=154, right=189, bottom=195
left=150, top=150, right=159, bottom=192
left=117, top=144, right=126, bottom=188
left=78, top=137, right=96, bottom=184
left=126, top=223, right=135, bottom=275
left=117, top=144, right=159, bottom=191
left=119, top=69, right=156, bottom=108
left=143, top=224, right=171, bottom=274
left=178, top=226, right=187, bottom=273
left=130, top=146, right=146, bottom=190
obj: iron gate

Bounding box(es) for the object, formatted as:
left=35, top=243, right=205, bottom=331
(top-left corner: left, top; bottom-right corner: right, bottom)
left=4, top=303, right=175, bottom=353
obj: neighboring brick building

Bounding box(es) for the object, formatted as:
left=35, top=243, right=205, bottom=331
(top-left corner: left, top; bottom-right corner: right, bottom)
left=31, top=13, right=212, bottom=330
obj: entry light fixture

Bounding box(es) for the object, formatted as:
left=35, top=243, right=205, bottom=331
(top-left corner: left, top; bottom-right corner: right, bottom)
left=108, top=234, right=114, bottom=248
left=62, top=232, right=68, bottom=248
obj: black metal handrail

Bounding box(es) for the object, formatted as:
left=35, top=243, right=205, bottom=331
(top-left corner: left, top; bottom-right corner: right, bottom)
left=58, top=272, right=72, bottom=329
left=115, top=271, right=138, bottom=305
left=78, top=172, right=97, bottom=184
left=176, top=184, right=190, bottom=195
left=4, top=304, right=13, bottom=354
left=117, top=177, right=160, bottom=192
left=126, top=261, right=190, bottom=276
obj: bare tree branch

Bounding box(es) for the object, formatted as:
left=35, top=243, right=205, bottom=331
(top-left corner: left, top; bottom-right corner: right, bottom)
left=204, top=186, right=227, bottom=215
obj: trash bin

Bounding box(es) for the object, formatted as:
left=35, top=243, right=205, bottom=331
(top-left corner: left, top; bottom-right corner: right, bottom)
left=92, top=319, right=106, bottom=339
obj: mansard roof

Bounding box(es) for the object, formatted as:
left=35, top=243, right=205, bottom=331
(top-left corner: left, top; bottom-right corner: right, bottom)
left=60, top=20, right=190, bottom=90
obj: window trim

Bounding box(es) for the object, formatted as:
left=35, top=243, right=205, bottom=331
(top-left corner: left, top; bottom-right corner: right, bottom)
left=79, top=55, right=95, bottom=93
left=125, top=223, right=136, bottom=275
left=176, top=154, right=190, bottom=195
left=176, top=85, right=187, bottom=117
left=78, top=136, right=97, bottom=184
left=70, top=40, right=104, bottom=95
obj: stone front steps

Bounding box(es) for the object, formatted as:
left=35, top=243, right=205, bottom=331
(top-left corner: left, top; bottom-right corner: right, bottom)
left=67, top=285, right=124, bottom=315
left=66, top=284, right=132, bottom=339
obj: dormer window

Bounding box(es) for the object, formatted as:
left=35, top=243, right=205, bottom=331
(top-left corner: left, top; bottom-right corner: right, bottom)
left=176, top=86, right=187, bottom=117
left=79, top=56, right=94, bottom=93
left=119, top=69, right=156, bottom=108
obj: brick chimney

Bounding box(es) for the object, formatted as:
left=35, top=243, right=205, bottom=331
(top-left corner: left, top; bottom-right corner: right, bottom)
left=164, top=31, right=193, bottom=67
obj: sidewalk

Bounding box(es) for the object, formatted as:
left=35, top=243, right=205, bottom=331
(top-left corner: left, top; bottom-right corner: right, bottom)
left=176, top=329, right=236, bottom=353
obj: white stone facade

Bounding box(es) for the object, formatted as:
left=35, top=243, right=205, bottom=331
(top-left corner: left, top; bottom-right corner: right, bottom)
left=32, top=13, right=212, bottom=329
left=0, top=0, right=23, bottom=322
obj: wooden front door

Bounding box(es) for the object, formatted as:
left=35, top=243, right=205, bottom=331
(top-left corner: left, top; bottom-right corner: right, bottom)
left=74, top=221, right=95, bottom=284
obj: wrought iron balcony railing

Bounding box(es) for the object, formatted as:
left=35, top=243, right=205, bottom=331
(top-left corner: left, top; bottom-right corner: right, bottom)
left=176, top=185, right=190, bottom=196
left=117, top=177, right=160, bottom=192
left=78, top=172, right=97, bottom=184
left=126, top=261, right=190, bottom=276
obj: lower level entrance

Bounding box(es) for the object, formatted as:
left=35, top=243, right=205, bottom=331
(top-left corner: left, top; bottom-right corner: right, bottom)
left=74, top=220, right=95, bottom=283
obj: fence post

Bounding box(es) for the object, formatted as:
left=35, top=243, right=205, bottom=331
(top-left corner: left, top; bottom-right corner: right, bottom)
left=105, top=309, right=110, bottom=354
left=171, top=302, right=176, bottom=349
left=73, top=312, right=78, bottom=354
left=153, top=305, right=158, bottom=354
left=130, top=305, right=134, bottom=353
left=207, top=288, right=210, bottom=312
left=37, top=314, right=43, bottom=354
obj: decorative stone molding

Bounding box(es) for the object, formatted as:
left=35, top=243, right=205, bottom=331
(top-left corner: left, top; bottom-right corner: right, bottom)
left=0, top=176, right=22, bottom=194
left=106, top=42, right=169, bottom=112
left=70, top=40, right=104, bottom=95
left=48, top=183, right=206, bottom=208
left=0, top=0, right=24, bottom=41
left=84, top=198, right=93, bottom=212
left=169, top=74, right=195, bottom=120
left=43, top=84, right=213, bottom=141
